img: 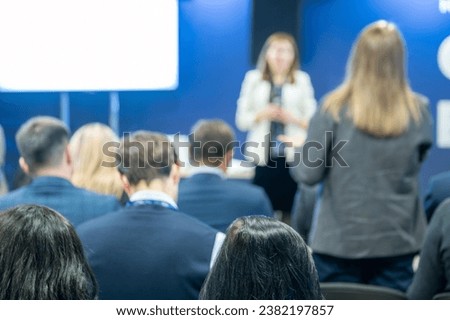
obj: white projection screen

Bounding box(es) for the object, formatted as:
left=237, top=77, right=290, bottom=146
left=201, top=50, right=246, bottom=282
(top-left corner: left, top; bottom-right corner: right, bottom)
left=0, top=0, right=178, bottom=91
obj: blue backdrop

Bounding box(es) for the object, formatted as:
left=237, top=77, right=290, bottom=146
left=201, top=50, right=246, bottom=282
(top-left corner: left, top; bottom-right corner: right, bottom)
left=1, top=0, right=449, bottom=194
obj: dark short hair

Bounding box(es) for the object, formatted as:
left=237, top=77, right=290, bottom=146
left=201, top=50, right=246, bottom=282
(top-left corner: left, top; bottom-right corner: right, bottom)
left=189, top=119, right=236, bottom=166
left=15, top=116, right=69, bottom=174
left=200, top=216, right=323, bottom=300
left=117, top=131, right=176, bottom=186
left=0, top=205, right=97, bottom=299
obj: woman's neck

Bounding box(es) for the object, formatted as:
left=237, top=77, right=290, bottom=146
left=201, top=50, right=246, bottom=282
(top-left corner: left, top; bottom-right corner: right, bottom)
left=271, top=74, right=287, bottom=85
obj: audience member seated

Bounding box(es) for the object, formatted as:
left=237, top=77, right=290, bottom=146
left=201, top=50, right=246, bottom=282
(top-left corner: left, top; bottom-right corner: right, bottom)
left=70, top=122, right=124, bottom=201
left=76, top=131, right=225, bottom=299
left=200, top=216, right=323, bottom=300
left=178, top=119, right=273, bottom=232
left=12, top=165, right=32, bottom=189
left=0, top=116, right=120, bottom=226
left=408, top=199, right=450, bottom=299
left=290, top=21, right=432, bottom=292
left=424, top=171, right=450, bottom=222
left=0, top=125, right=7, bottom=195
left=0, top=205, right=97, bottom=299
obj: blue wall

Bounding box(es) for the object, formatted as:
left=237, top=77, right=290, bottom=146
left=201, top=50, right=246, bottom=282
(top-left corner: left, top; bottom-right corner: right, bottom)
left=1, top=0, right=449, bottom=193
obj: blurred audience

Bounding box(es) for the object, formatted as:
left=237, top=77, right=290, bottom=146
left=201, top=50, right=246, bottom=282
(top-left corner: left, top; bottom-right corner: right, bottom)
left=0, top=116, right=120, bottom=226
left=77, top=131, right=224, bottom=299
left=70, top=123, right=124, bottom=200
left=408, top=199, right=450, bottom=299
left=200, top=216, right=323, bottom=300
left=291, top=21, right=432, bottom=291
left=0, top=205, right=97, bottom=299
left=178, top=119, right=273, bottom=232
left=424, top=171, right=450, bottom=222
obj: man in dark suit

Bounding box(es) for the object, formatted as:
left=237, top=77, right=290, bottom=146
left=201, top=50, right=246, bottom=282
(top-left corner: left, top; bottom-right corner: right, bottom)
left=76, top=131, right=224, bottom=299
left=178, top=119, right=273, bottom=232
left=424, top=171, right=450, bottom=222
left=0, top=116, right=120, bottom=226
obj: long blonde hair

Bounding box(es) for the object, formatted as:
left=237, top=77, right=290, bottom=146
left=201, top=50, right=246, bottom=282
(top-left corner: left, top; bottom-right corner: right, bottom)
left=70, top=123, right=123, bottom=199
left=323, top=21, right=421, bottom=137
left=257, top=32, right=300, bottom=84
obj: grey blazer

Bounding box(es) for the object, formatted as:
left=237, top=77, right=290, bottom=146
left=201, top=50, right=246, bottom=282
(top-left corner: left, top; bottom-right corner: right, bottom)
left=291, top=98, right=433, bottom=258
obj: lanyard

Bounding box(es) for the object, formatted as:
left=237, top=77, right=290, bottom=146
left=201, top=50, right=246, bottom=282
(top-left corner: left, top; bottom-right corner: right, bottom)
left=126, top=199, right=178, bottom=211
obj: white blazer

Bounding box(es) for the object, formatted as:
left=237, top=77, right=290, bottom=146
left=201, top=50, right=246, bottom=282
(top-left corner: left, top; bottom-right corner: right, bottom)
left=235, top=70, right=317, bottom=166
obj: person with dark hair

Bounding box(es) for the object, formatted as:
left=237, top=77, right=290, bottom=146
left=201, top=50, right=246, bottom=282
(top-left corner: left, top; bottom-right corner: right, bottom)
left=0, top=204, right=97, bottom=299
left=200, top=216, right=322, bottom=300
left=291, top=21, right=432, bottom=291
left=0, top=116, right=120, bottom=226
left=407, top=199, right=450, bottom=299
left=235, top=32, right=317, bottom=222
left=77, top=131, right=224, bottom=299
left=178, top=119, right=273, bottom=232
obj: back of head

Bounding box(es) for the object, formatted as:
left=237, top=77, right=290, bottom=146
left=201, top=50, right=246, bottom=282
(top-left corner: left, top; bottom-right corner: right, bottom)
left=16, top=116, right=69, bottom=175
left=118, top=131, right=176, bottom=186
left=0, top=205, right=97, bottom=299
left=323, top=20, right=420, bottom=137
left=200, top=216, right=322, bottom=300
left=70, top=123, right=122, bottom=198
left=189, top=119, right=236, bottom=167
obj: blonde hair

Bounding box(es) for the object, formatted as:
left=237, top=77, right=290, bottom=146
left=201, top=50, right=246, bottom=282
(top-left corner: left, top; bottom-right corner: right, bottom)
left=70, top=123, right=123, bottom=199
left=257, top=32, right=300, bottom=84
left=323, top=21, right=421, bottom=137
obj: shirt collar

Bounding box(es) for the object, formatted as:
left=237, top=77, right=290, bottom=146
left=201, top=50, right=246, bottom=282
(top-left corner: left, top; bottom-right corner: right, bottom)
left=189, top=166, right=226, bottom=179
left=31, top=176, right=73, bottom=187
left=129, top=190, right=178, bottom=209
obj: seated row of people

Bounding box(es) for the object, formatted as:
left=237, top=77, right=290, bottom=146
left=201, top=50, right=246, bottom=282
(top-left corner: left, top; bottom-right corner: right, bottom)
left=0, top=204, right=321, bottom=300
left=0, top=116, right=275, bottom=299
left=0, top=113, right=449, bottom=299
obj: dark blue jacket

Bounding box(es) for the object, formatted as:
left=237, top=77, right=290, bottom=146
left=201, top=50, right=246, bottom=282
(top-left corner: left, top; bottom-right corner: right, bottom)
left=77, top=204, right=219, bottom=300
left=178, top=173, right=273, bottom=232
left=424, top=171, right=450, bottom=222
left=0, top=176, right=120, bottom=226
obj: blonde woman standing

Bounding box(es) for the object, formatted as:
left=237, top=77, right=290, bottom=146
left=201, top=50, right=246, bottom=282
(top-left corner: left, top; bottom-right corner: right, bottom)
left=292, top=21, right=433, bottom=292
left=70, top=123, right=123, bottom=201
left=236, top=32, right=317, bottom=219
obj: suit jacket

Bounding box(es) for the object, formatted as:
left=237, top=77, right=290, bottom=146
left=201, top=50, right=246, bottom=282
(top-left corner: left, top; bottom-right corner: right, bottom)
left=178, top=173, right=273, bottom=232
left=0, top=176, right=120, bottom=226
left=408, top=199, right=450, bottom=299
left=235, top=70, right=317, bottom=166
left=424, top=171, right=450, bottom=222
left=77, top=204, right=219, bottom=300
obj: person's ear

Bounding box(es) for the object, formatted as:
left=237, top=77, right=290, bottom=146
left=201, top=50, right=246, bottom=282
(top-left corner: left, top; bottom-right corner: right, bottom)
left=19, top=157, right=30, bottom=175
left=169, top=163, right=180, bottom=186
left=65, top=145, right=72, bottom=166
left=225, top=150, right=233, bottom=167
left=120, top=174, right=132, bottom=195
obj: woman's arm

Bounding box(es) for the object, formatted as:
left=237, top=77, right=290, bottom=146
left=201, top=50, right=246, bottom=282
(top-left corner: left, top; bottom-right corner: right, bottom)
left=235, top=71, right=261, bottom=131
left=290, top=108, right=333, bottom=186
